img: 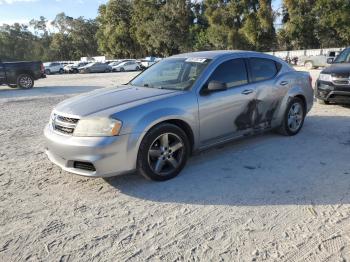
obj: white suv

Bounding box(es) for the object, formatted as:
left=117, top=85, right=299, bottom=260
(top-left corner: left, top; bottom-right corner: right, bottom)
left=43, top=62, right=64, bottom=75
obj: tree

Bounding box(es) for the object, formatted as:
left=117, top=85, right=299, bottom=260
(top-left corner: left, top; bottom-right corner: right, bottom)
left=48, top=13, right=99, bottom=60
left=96, top=0, right=139, bottom=58
left=203, top=0, right=276, bottom=51
left=189, top=0, right=212, bottom=51
left=313, top=0, right=350, bottom=48
left=0, top=23, right=37, bottom=61
left=70, top=17, right=99, bottom=58
left=280, top=0, right=319, bottom=49
left=131, top=0, right=193, bottom=57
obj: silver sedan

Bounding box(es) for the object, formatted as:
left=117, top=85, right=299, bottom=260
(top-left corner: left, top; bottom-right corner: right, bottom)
left=44, top=51, right=314, bottom=181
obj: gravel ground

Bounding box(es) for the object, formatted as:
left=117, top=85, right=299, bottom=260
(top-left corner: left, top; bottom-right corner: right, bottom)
left=1, top=70, right=350, bottom=261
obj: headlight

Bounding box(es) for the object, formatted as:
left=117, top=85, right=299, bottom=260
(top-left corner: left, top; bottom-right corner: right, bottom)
left=73, top=117, right=122, bottom=137
left=319, top=73, right=332, bottom=82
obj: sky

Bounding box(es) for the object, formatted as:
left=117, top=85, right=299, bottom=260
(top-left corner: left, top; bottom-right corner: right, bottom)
left=0, top=0, right=108, bottom=26
left=0, top=0, right=283, bottom=26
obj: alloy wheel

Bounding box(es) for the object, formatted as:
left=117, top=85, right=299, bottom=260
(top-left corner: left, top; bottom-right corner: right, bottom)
left=287, top=102, right=303, bottom=132
left=19, top=75, right=33, bottom=88
left=147, top=133, right=184, bottom=176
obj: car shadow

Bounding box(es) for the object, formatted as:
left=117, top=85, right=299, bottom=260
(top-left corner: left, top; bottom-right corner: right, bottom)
left=0, top=85, right=103, bottom=99
left=105, top=115, right=350, bottom=206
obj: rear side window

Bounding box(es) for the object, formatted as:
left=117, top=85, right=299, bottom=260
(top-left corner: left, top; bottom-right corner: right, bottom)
left=208, top=59, right=248, bottom=89
left=249, top=58, right=278, bottom=82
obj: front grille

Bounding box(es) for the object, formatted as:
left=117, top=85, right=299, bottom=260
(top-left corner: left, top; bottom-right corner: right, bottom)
left=57, top=115, right=79, bottom=124
left=53, top=114, right=79, bottom=135
left=332, top=73, right=350, bottom=78
left=333, top=80, right=349, bottom=85
left=334, top=86, right=350, bottom=92
left=74, top=161, right=96, bottom=171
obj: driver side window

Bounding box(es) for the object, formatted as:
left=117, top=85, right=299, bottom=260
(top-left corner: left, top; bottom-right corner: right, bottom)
left=207, top=59, right=248, bottom=89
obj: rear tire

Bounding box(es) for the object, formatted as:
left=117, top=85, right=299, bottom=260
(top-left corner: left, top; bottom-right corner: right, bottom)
left=59, top=68, right=64, bottom=74
left=17, top=74, right=34, bottom=89
left=120, top=67, right=125, bottom=72
left=45, top=69, right=51, bottom=75
left=137, top=123, right=190, bottom=181
left=277, top=97, right=305, bottom=136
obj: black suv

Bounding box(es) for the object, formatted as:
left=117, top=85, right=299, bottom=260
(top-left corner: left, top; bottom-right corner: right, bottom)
left=315, top=47, right=350, bottom=104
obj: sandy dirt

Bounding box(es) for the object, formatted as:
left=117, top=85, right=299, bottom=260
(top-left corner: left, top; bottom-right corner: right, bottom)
left=1, top=70, right=350, bottom=261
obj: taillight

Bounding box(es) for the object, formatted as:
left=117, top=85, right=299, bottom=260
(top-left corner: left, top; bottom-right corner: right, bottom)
left=41, top=63, right=45, bottom=73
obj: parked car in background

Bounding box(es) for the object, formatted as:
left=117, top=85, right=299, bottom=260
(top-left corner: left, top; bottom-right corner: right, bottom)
left=109, top=61, right=122, bottom=68
left=140, top=56, right=162, bottom=69
left=298, top=51, right=340, bottom=69
left=78, top=62, right=112, bottom=73
left=315, top=47, right=350, bottom=105
left=44, top=50, right=313, bottom=181
left=113, top=60, right=140, bottom=72
left=0, top=60, right=45, bottom=88
left=43, top=62, right=64, bottom=75
left=64, top=62, right=88, bottom=74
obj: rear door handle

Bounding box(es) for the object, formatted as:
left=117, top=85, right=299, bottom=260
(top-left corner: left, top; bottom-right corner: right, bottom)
left=241, top=89, right=254, bottom=95
left=280, top=81, right=289, bottom=86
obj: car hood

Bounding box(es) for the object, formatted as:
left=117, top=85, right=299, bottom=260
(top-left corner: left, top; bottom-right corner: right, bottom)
left=322, top=63, right=350, bottom=75
left=54, top=85, right=179, bottom=117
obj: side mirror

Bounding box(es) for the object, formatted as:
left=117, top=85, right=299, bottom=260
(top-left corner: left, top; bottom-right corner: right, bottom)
left=207, top=80, right=227, bottom=92
left=327, top=58, right=334, bottom=64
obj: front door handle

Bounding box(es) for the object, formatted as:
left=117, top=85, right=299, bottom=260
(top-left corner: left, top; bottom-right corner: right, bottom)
left=241, top=89, right=254, bottom=95
left=279, top=81, right=289, bottom=86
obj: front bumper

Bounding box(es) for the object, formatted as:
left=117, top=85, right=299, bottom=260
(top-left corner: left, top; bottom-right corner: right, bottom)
left=315, top=80, right=350, bottom=104
left=44, top=124, right=137, bottom=177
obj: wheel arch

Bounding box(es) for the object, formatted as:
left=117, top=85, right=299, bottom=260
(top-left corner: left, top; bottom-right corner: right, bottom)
left=134, top=117, right=195, bottom=153
left=154, top=119, right=195, bottom=152
left=294, top=94, right=307, bottom=112
left=274, top=87, right=308, bottom=127
left=16, top=69, right=34, bottom=78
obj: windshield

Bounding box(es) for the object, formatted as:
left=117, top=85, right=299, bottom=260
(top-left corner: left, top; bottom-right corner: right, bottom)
left=130, top=58, right=211, bottom=90
left=334, top=48, right=350, bottom=63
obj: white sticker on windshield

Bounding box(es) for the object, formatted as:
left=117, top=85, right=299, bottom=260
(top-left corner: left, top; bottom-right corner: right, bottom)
left=185, top=58, right=208, bottom=63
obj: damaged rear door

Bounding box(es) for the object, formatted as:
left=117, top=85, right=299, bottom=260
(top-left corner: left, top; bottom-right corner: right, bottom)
left=197, top=58, right=257, bottom=147
left=243, top=57, right=285, bottom=130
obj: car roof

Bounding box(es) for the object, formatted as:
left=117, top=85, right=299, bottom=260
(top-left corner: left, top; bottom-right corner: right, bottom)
left=170, top=50, right=264, bottom=59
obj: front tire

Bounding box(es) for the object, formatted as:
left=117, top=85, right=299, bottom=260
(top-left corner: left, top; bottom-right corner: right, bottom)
left=278, top=97, right=305, bottom=136
left=45, top=69, right=51, bottom=75
left=137, top=123, right=190, bottom=181
left=17, top=74, right=34, bottom=89
left=59, top=68, right=64, bottom=74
